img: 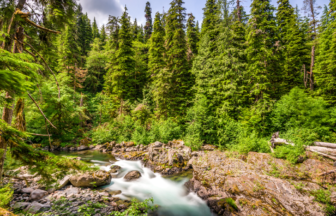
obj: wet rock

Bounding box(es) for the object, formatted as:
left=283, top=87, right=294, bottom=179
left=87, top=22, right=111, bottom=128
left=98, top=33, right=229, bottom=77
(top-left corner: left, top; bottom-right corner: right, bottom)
left=12, top=202, right=30, bottom=210
left=69, top=147, right=77, bottom=151
left=69, top=170, right=112, bottom=187
left=124, top=171, right=141, bottom=181
left=77, top=145, right=89, bottom=151
left=21, top=188, right=34, bottom=194
left=30, top=189, right=48, bottom=201
left=110, top=165, right=121, bottom=173
left=109, top=190, right=122, bottom=196
left=61, top=146, right=69, bottom=151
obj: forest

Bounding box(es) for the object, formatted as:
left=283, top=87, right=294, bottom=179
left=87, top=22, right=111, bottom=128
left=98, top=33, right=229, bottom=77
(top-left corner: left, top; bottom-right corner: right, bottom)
left=1, top=0, right=336, bottom=215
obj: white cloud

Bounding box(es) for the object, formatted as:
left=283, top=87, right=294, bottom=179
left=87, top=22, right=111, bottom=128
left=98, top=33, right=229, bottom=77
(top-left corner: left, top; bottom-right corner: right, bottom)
left=79, top=0, right=124, bottom=27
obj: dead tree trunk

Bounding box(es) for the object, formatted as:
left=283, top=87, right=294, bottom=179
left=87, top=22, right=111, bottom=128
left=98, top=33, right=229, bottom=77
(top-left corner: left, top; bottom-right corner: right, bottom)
left=310, top=46, right=315, bottom=90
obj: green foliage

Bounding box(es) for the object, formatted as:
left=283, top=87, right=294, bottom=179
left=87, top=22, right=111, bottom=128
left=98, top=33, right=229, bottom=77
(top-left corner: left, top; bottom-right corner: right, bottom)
left=78, top=201, right=107, bottom=215
left=271, top=87, right=336, bottom=140
left=144, top=2, right=153, bottom=42
left=112, top=198, right=157, bottom=216
left=310, top=189, right=336, bottom=216
left=225, top=197, right=238, bottom=211
left=234, top=132, right=270, bottom=154
left=0, top=184, right=13, bottom=208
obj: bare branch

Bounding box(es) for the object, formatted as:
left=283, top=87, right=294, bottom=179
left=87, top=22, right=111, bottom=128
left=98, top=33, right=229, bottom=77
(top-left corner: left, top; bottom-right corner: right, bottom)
left=27, top=93, right=57, bottom=129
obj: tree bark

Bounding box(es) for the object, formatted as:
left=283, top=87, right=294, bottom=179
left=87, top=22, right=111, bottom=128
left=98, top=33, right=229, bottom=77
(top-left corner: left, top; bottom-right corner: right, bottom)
left=306, top=147, right=336, bottom=161
left=310, top=46, right=315, bottom=91
left=314, top=142, right=336, bottom=149
left=308, top=146, right=336, bottom=156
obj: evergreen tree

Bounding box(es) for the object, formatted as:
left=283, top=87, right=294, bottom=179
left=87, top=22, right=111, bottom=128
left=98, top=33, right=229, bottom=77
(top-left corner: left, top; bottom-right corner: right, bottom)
left=100, top=24, right=107, bottom=48
left=201, top=0, right=221, bottom=53
left=154, top=0, right=191, bottom=117
left=276, top=0, right=308, bottom=95
left=133, top=18, right=139, bottom=40
left=85, top=14, right=94, bottom=49
left=186, top=13, right=199, bottom=58
left=149, top=12, right=165, bottom=84
left=245, top=0, right=277, bottom=131
left=137, top=25, right=145, bottom=42
left=315, top=0, right=336, bottom=104
left=144, top=2, right=153, bottom=42
left=105, top=6, right=136, bottom=104
left=92, top=17, right=100, bottom=39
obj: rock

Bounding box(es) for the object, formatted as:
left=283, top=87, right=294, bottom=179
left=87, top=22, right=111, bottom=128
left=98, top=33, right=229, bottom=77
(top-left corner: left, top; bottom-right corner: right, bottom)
left=297, top=156, right=305, bottom=163
left=334, top=162, right=336, bottom=167
left=69, top=147, right=77, bottom=151
left=26, top=201, right=50, bottom=214
left=77, top=145, right=89, bottom=151
left=126, top=146, right=139, bottom=152
left=124, top=171, right=141, bottom=181
left=124, top=142, right=135, bottom=147
left=21, top=188, right=34, bottom=194
left=177, top=153, right=184, bottom=164
left=109, top=190, right=122, bottom=196
left=69, top=170, right=112, bottom=187
left=65, top=187, right=80, bottom=197
left=201, top=144, right=216, bottom=151
left=61, top=146, right=69, bottom=151
left=110, top=165, right=121, bottom=173
left=12, top=202, right=30, bottom=210
left=30, top=189, right=48, bottom=201
left=153, top=141, right=163, bottom=148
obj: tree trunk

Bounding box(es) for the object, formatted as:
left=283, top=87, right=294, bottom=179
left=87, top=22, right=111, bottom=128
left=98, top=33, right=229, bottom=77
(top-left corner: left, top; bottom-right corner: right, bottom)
left=314, top=142, right=336, bottom=149
left=310, top=46, right=315, bottom=91
left=308, top=146, right=336, bottom=156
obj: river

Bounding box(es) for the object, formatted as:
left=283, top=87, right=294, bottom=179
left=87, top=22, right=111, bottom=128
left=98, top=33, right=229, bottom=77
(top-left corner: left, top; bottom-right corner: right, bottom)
left=56, top=150, right=213, bottom=216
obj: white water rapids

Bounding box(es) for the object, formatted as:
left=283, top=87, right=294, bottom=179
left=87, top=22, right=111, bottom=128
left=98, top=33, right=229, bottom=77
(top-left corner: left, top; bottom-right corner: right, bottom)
left=94, top=159, right=213, bottom=216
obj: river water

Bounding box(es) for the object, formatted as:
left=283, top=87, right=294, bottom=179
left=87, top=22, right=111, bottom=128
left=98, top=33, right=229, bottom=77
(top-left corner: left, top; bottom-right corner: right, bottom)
left=56, top=150, right=213, bottom=216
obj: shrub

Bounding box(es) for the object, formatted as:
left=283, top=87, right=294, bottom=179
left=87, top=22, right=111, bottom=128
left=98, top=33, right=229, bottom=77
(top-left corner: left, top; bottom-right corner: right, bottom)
left=112, top=198, right=158, bottom=216
left=0, top=184, right=13, bottom=208
left=233, top=132, right=270, bottom=154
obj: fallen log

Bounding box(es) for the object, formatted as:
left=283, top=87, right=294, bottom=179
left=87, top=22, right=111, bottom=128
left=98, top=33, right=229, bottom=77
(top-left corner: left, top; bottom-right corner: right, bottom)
left=306, top=147, right=336, bottom=161
left=314, top=142, right=336, bottom=149
left=308, top=146, right=336, bottom=157
left=272, top=138, right=295, bottom=146
left=27, top=133, right=52, bottom=137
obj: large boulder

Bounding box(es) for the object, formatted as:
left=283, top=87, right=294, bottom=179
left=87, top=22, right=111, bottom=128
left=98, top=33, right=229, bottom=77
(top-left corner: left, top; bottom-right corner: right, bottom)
left=77, top=145, right=89, bottom=151
left=69, top=170, right=112, bottom=187
left=25, top=201, right=50, bottom=214
left=124, top=171, right=141, bottom=181
left=30, top=189, right=48, bottom=201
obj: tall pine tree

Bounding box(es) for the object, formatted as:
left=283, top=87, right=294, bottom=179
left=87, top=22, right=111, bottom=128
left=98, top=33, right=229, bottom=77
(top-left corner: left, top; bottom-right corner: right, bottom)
left=144, top=2, right=153, bottom=42
left=92, top=17, right=100, bottom=39
left=186, top=13, right=199, bottom=58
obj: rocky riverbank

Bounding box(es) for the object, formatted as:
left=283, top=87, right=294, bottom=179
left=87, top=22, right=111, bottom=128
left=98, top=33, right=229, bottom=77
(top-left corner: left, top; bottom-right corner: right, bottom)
left=5, top=140, right=336, bottom=215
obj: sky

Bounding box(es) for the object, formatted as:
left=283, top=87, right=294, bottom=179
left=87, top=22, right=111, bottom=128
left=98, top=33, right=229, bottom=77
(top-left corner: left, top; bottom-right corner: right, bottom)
left=79, top=0, right=331, bottom=28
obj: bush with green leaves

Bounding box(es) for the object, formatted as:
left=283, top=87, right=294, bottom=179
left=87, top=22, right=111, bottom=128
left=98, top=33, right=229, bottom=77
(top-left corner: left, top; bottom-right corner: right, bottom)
left=0, top=184, right=13, bottom=208
left=271, top=87, right=336, bottom=141
left=273, top=128, right=319, bottom=164
left=112, top=198, right=158, bottom=216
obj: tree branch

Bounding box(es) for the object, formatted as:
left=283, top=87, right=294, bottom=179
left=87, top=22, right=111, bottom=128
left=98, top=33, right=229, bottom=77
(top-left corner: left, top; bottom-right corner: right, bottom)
left=27, top=133, right=52, bottom=137
left=27, top=93, right=57, bottom=129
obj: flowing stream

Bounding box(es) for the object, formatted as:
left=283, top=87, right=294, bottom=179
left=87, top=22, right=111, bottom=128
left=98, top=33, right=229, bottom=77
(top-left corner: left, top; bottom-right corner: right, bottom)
left=56, top=150, right=213, bottom=216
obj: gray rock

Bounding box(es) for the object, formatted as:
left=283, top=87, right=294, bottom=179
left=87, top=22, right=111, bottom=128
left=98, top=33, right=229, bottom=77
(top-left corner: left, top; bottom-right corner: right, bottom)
left=65, top=187, right=80, bottom=197
left=124, top=171, right=141, bottom=181
left=57, top=175, right=70, bottom=189
left=334, top=162, right=336, bottom=167
left=69, top=147, right=77, bottom=151
left=77, top=145, right=89, bottom=151
left=30, top=189, right=48, bottom=201
left=109, top=190, right=122, bottom=196
left=69, top=170, right=112, bottom=187
left=21, top=188, right=34, bottom=194
left=13, top=202, right=30, bottom=210
left=153, top=141, right=163, bottom=148
left=26, top=201, right=50, bottom=214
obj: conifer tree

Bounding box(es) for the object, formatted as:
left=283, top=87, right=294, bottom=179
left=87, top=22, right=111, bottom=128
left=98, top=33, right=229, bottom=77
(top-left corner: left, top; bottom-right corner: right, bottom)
left=105, top=6, right=136, bottom=105
left=133, top=18, right=139, bottom=40
left=245, top=0, right=277, bottom=131
left=186, top=13, right=199, bottom=57
left=85, top=14, right=93, bottom=49
left=276, top=0, right=308, bottom=95
left=149, top=12, right=165, bottom=84
left=137, top=25, right=145, bottom=42
left=201, top=0, right=221, bottom=53
left=155, top=0, right=191, bottom=117
left=144, top=2, right=153, bottom=42
left=92, top=17, right=100, bottom=39
left=315, top=0, right=336, bottom=104
left=100, top=24, right=107, bottom=48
